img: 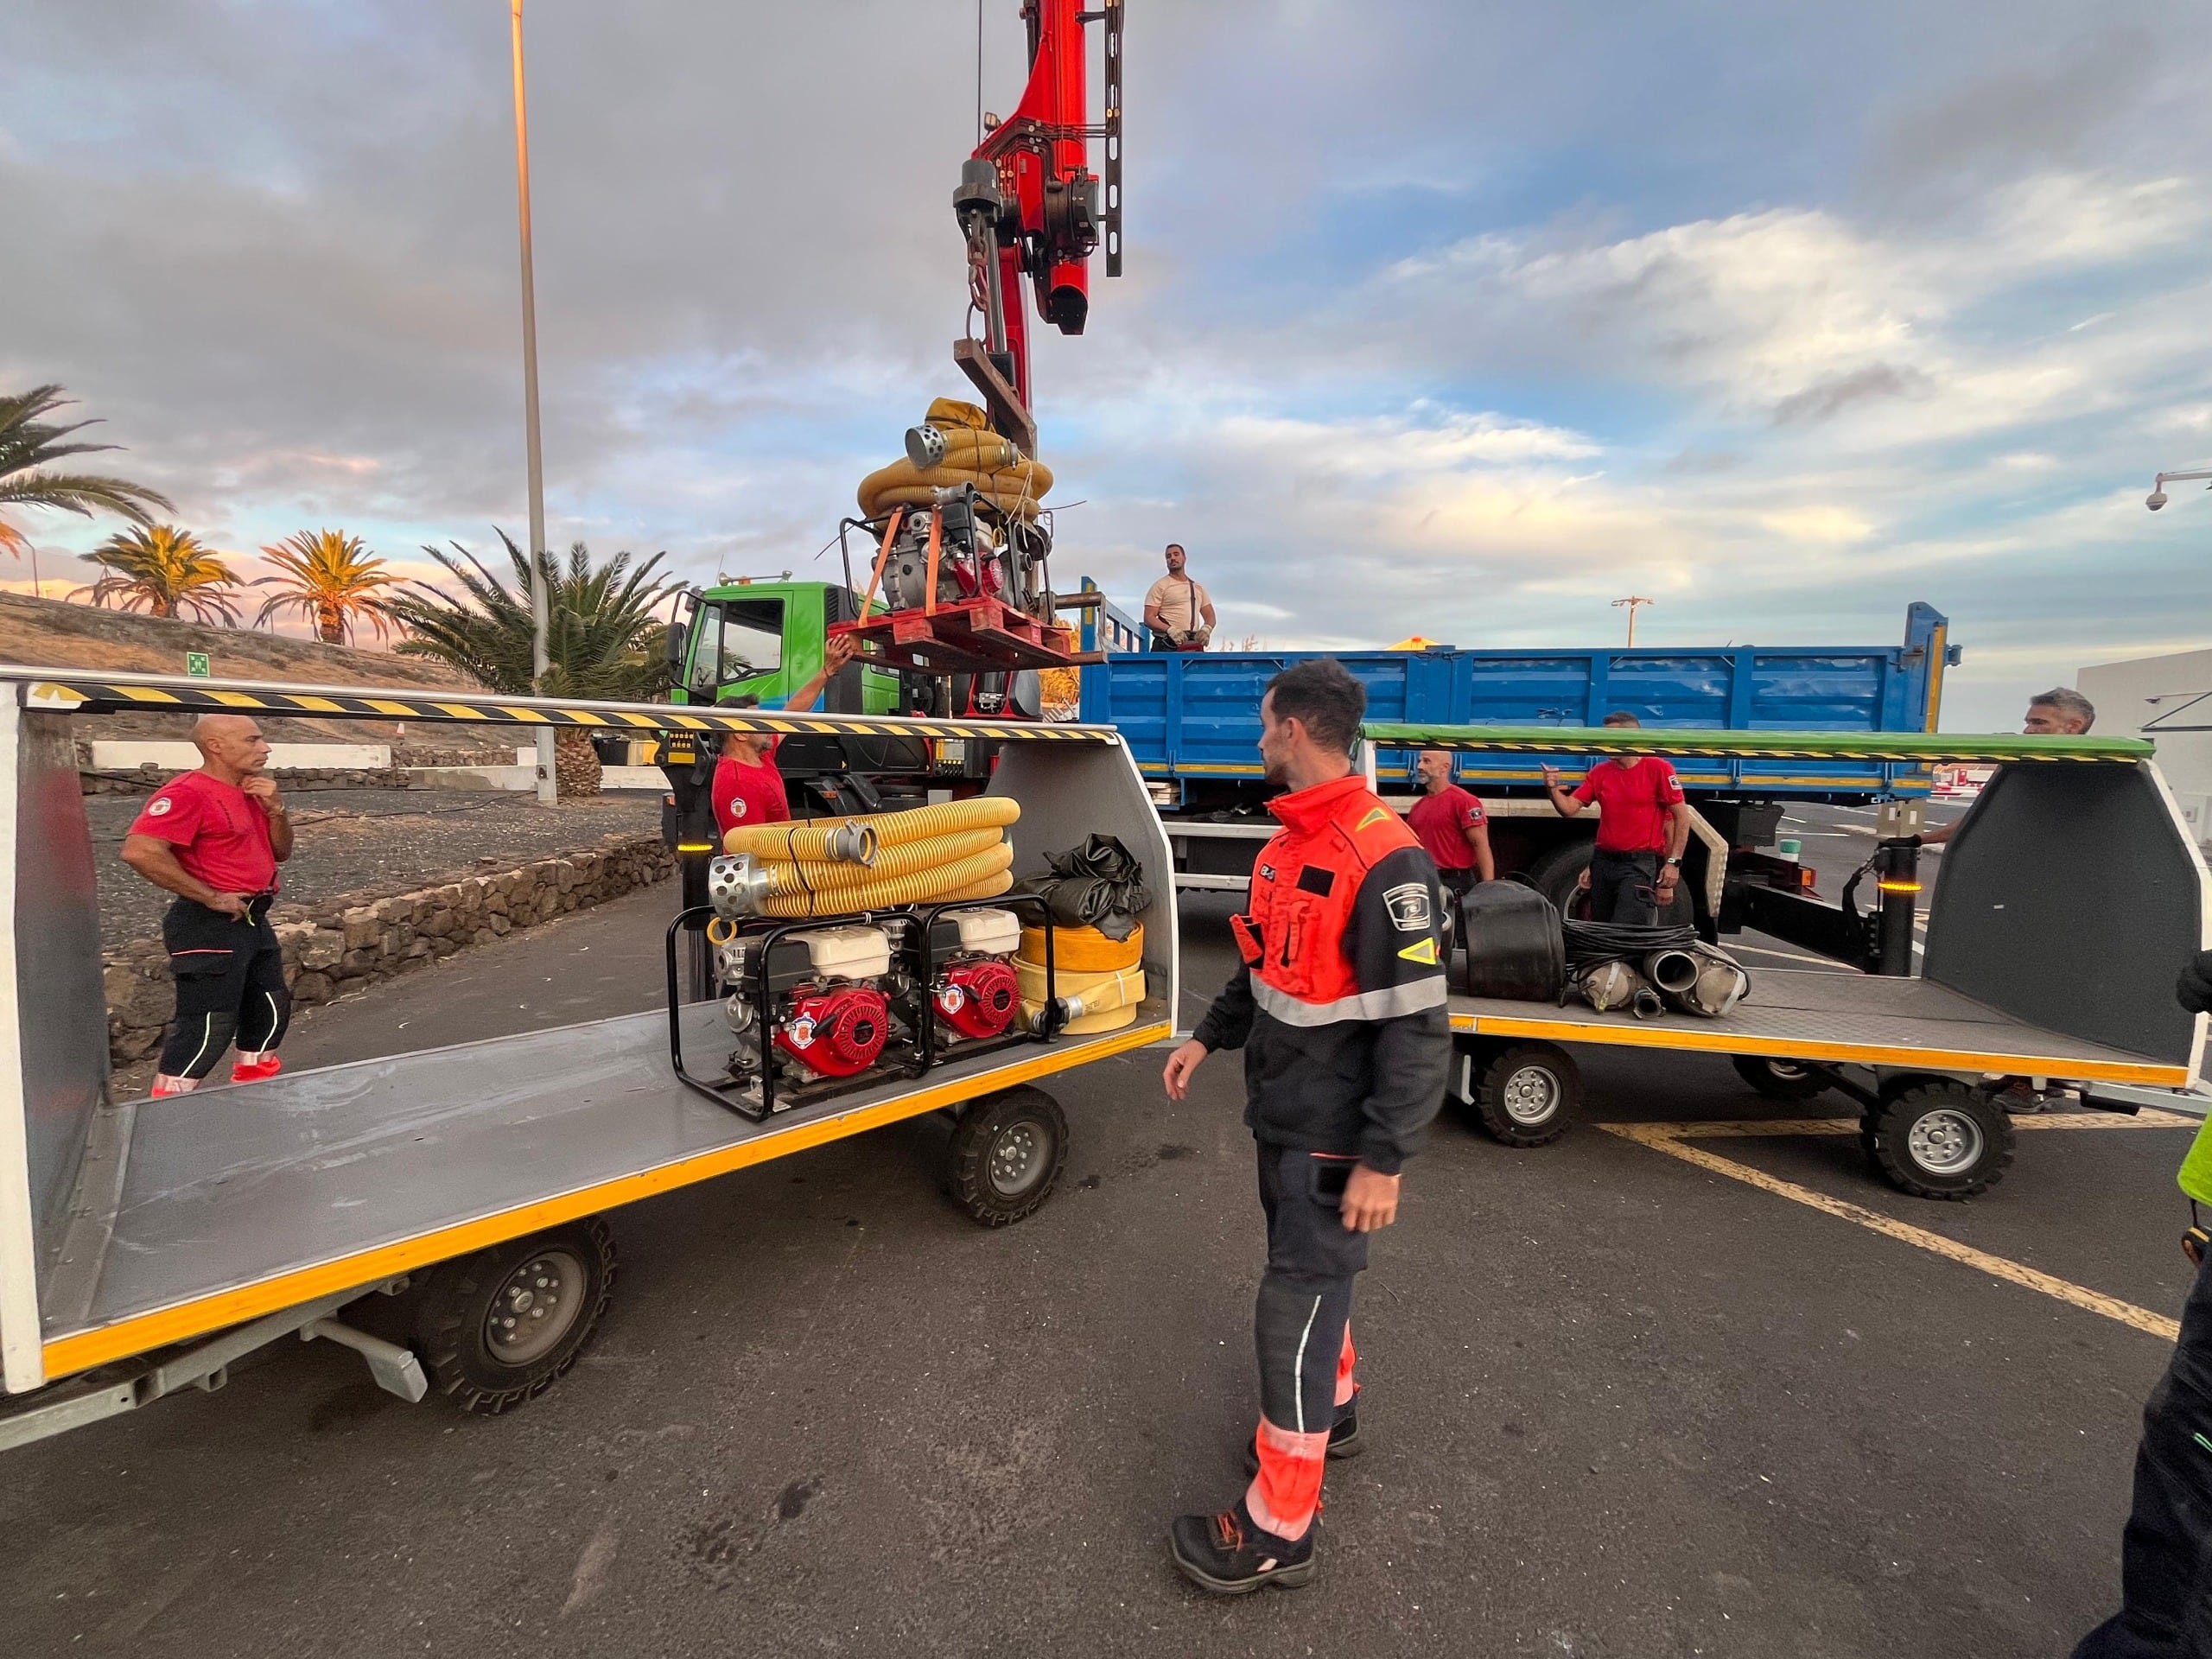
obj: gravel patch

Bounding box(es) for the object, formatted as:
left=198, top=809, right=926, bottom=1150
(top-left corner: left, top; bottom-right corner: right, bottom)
left=90, top=787, right=662, bottom=950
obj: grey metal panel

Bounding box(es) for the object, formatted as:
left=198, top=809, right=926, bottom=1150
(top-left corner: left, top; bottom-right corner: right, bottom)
left=1923, top=762, right=2207, bottom=1066
left=1452, top=968, right=2174, bottom=1073
left=988, top=738, right=1179, bottom=1027
left=49, top=999, right=1170, bottom=1344
left=16, top=712, right=108, bottom=1276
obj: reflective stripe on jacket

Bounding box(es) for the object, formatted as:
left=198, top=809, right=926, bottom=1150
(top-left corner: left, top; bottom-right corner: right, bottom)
left=1195, top=773, right=1451, bottom=1173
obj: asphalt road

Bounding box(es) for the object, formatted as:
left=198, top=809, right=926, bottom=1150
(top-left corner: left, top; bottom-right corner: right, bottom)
left=3, top=855, right=2191, bottom=1659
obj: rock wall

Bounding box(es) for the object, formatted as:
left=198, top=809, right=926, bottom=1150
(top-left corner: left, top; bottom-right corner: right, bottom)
left=81, top=765, right=412, bottom=796
left=103, top=831, right=673, bottom=1065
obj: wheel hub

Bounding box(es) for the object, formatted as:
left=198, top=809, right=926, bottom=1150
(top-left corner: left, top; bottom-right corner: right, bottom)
left=1503, top=1065, right=1560, bottom=1125
left=1905, top=1107, right=1984, bottom=1176
left=485, top=1249, right=586, bottom=1366
left=988, top=1121, right=1049, bottom=1196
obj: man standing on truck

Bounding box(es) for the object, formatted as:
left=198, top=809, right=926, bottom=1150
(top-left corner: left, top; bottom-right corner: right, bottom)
left=711, top=635, right=856, bottom=836
left=1923, top=687, right=2094, bottom=847
left=1408, top=749, right=1495, bottom=899
left=1160, top=657, right=1451, bottom=1593
left=1541, top=712, right=1690, bottom=925
left=1142, top=543, right=1215, bottom=652
left=120, top=715, right=295, bottom=1097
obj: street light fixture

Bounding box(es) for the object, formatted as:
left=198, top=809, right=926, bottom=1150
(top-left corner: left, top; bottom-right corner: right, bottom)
left=2147, top=468, right=2212, bottom=512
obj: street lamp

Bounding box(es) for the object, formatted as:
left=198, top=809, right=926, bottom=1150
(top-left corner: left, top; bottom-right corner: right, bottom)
left=511, top=0, right=556, bottom=804
left=1611, top=594, right=1653, bottom=646
left=2146, top=468, right=2212, bottom=512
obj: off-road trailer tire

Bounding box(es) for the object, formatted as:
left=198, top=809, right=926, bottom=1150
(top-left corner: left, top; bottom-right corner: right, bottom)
left=412, top=1217, right=616, bottom=1414
left=1732, top=1054, right=1834, bottom=1103
left=1454, top=1039, right=1581, bottom=1147
left=1861, top=1081, right=2014, bottom=1199
left=947, top=1085, right=1069, bottom=1226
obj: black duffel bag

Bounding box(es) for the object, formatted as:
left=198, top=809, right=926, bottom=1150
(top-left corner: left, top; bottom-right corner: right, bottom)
left=1459, top=881, right=1567, bottom=1001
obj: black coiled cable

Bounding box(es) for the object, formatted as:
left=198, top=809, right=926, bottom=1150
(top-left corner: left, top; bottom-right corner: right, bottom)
left=1560, top=918, right=1699, bottom=977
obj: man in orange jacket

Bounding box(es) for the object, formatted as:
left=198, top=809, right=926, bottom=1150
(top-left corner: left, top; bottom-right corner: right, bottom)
left=1161, top=657, right=1452, bottom=1593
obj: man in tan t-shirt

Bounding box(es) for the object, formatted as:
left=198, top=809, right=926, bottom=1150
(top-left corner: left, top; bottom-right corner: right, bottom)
left=1143, top=543, right=1217, bottom=651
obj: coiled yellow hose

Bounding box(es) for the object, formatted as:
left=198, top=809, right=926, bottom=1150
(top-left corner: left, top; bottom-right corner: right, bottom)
left=748, top=827, right=1005, bottom=893
left=722, top=818, right=879, bottom=864
left=743, top=843, right=1016, bottom=918
left=721, top=795, right=1018, bottom=859
left=857, top=398, right=1053, bottom=520
left=938, top=869, right=1016, bottom=902
left=1014, top=959, right=1146, bottom=1034
left=1019, top=924, right=1143, bottom=973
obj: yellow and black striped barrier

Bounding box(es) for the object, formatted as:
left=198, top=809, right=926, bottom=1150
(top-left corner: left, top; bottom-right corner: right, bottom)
left=1363, top=720, right=2152, bottom=766
left=10, top=667, right=1116, bottom=745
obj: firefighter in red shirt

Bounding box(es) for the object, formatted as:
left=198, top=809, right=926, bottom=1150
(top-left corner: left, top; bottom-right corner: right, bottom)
left=1407, top=748, right=1495, bottom=899
left=120, top=715, right=296, bottom=1096
left=1541, top=710, right=1690, bottom=925
left=1160, top=658, right=1451, bottom=1593
left=711, top=635, right=856, bottom=836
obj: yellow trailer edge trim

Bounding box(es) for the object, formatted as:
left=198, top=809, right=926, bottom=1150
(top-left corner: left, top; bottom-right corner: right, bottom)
left=1445, top=1012, right=2190, bottom=1087
left=39, top=1020, right=1174, bottom=1381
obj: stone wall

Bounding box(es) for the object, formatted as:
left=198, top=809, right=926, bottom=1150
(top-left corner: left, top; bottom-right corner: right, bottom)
left=103, top=831, right=673, bottom=1065
left=81, top=765, right=412, bottom=796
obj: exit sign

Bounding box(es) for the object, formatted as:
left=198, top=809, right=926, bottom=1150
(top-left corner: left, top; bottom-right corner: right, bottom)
left=185, top=652, right=211, bottom=677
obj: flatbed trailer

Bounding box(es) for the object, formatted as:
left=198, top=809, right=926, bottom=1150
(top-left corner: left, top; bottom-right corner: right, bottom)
left=1384, top=721, right=2211, bottom=1198
left=0, top=668, right=1177, bottom=1448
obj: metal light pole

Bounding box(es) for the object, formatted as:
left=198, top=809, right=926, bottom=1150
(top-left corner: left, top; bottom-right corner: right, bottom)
left=1611, top=594, right=1653, bottom=646
left=511, top=0, right=556, bottom=804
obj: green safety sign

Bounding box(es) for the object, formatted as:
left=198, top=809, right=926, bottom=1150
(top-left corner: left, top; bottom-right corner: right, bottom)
left=184, top=652, right=211, bottom=678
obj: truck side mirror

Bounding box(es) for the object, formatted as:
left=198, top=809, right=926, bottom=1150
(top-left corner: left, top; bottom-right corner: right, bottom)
left=664, top=620, right=689, bottom=672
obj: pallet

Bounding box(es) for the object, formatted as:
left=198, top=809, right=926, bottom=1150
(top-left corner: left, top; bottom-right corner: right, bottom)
left=830, top=598, right=1108, bottom=675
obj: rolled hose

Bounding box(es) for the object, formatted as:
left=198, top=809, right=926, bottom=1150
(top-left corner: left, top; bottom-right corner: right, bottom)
left=1015, top=959, right=1147, bottom=1035
left=1019, top=923, right=1144, bottom=973
left=748, top=827, right=1005, bottom=893
left=857, top=397, right=1053, bottom=521
left=1643, top=950, right=1701, bottom=995
left=855, top=795, right=1020, bottom=846
left=715, top=843, right=1015, bottom=918
left=722, top=818, right=879, bottom=865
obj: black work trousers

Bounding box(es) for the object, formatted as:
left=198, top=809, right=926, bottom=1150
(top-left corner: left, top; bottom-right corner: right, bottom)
left=1254, top=1141, right=1366, bottom=1438
left=2075, top=1248, right=2212, bottom=1656
left=158, top=894, right=289, bottom=1078
left=1586, top=849, right=1662, bottom=925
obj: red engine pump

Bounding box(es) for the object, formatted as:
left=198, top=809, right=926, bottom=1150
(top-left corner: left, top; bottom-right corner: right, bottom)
left=774, top=983, right=891, bottom=1078
left=935, top=957, right=1020, bottom=1041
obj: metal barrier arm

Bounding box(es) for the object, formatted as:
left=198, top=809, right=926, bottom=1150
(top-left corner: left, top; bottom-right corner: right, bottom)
left=1361, top=720, right=2152, bottom=767
left=5, top=664, right=1116, bottom=746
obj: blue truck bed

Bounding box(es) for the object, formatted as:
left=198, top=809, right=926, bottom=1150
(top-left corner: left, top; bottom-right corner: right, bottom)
left=1077, top=601, right=1954, bottom=805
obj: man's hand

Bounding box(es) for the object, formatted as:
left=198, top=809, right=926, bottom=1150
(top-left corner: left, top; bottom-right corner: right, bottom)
left=240, top=774, right=283, bottom=815
left=824, top=633, right=857, bottom=674
left=205, top=891, right=251, bottom=920
left=1541, top=765, right=1561, bottom=788
left=1577, top=866, right=1591, bottom=891
left=1656, top=863, right=1681, bottom=898
left=1162, top=1038, right=1209, bottom=1100
left=1341, top=1166, right=1400, bottom=1232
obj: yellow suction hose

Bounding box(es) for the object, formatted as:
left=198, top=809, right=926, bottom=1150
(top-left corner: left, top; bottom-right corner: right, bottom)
left=857, top=398, right=1053, bottom=521
left=720, top=796, right=1018, bottom=861
left=722, top=818, right=879, bottom=865
left=739, top=843, right=1016, bottom=919
left=749, top=826, right=1003, bottom=891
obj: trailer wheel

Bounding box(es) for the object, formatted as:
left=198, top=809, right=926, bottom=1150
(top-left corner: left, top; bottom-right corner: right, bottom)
left=413, top=1217, right=615, bottom=1414
left=947, top=1085, right=1068, bottom=1226
left=1732, top=1055, right=1832, bottom=1103
left=1861, top=1083, right=2013, bottom=1199
left=1466, top=1041, right=1580, bottom=1147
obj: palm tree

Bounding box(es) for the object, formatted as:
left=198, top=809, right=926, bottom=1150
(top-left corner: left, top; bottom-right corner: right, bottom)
left=388, top=531, right=678, bottom=795
left=0, top=385, right=174, bottom=597
left=73, top=525, right=243, bottom=624
left=253, top=529, right=403, bottom=645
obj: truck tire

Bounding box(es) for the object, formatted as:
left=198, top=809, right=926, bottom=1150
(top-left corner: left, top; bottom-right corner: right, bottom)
left=1732, top=1054, right=1832, bottom=1103
left=947, top=1084, right=1068, bottom=1226
left=1861, top=1082, right=2013, bottom=1199
left=1527, top=840, right=1694, bottom=926
left=412, top=1217, right=616, bottom=1414
left=1465, top=1040, right=1580, bottom=1147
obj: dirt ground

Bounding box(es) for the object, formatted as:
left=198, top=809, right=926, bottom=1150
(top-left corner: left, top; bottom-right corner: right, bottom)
left=89, top=786, right=662, bottom=950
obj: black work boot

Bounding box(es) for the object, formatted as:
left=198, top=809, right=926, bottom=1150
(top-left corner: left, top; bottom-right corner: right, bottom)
left=1243, top=1395, right=1362, bottom=1475
left=1168, top=1497, right=1315, bottom=1594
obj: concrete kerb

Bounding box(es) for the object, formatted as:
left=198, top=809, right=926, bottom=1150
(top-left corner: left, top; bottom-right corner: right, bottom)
left=101, top=831, right=675, bottom=1065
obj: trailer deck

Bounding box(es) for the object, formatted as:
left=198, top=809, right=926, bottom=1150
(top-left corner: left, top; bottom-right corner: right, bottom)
left=41, top=989, right=1172, bottom=1385
left=1449, top=969, right=2190, bottom=1088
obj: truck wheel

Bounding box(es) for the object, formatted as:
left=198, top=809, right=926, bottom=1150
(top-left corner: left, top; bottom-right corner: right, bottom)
left=1861, top=1083, right=2013, bottom=1199
left=1469, top=1041, right=1580, bottom=1147
left=948, top=1085, right=1068, bottom=1226
left=1732, top=1054, right=1832, bottom=1103
left=412, top=1217, right=615, bottom=1414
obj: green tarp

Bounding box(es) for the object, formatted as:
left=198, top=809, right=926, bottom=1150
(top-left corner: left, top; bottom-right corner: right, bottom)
left=1359, top=721, right=2152, bottom=766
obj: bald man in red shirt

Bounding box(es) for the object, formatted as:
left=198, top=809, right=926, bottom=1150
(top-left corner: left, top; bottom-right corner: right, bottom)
left=1541, top=712, right=1690, bottom=925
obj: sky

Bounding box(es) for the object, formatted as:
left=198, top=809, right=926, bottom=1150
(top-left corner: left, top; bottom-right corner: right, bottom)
left=6, top=0, right=2212, bottom=729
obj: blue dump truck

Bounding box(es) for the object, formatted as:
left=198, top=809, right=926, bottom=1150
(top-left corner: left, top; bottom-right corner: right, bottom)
left=1075, top=596, right=1959, bottom=932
